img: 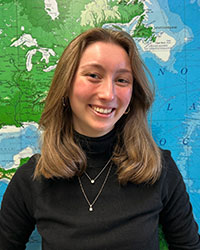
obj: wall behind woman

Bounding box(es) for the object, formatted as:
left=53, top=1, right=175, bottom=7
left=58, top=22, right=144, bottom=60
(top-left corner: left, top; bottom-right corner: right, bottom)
left=0, top=0, right=199, bottom=249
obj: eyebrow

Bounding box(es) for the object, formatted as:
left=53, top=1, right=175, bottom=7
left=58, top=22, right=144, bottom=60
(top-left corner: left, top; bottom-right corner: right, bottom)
left=80, top=63, right=132, bottom=74
left=80, top=63, right=104, bottom=71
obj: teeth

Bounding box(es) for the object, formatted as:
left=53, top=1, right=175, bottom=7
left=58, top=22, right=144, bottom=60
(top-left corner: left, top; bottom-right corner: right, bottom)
left=93, top=106, right=112, bottom=114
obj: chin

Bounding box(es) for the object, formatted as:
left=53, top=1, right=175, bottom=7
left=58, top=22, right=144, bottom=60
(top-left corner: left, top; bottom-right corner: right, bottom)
left=92, top=127, right=114, bottom=136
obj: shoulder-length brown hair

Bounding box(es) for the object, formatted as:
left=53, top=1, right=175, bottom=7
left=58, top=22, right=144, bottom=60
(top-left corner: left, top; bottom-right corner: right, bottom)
left=34, top=28, right=161, bottom=185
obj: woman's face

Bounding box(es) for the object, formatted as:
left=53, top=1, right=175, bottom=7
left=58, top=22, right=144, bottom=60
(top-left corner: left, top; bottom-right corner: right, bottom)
left=69, top=41, right=133, bottom=137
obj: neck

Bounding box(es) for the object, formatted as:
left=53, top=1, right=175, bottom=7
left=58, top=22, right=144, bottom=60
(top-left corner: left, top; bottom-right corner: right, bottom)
left=74, top=127, right=117, bottom=168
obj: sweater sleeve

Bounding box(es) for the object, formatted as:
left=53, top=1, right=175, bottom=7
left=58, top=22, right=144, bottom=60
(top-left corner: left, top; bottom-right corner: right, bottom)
left=159, top=150, right=200, bottom=249
left=0, top=156, right=37, bottom=250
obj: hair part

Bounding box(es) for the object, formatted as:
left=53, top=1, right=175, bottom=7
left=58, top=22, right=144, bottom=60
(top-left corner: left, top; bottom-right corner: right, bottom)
left=34, top=27, right=161, bottom=185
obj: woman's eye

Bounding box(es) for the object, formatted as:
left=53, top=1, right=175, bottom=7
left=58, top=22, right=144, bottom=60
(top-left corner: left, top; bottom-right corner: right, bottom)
left=85, top=73, right=102, bottom=83
left=116, top=78, right=129, bottom=86
left=88, top=73, right=99, bottom=79
left=118, top=79, right=127, bottom=83
left=86, top=73, right=101, bottom=80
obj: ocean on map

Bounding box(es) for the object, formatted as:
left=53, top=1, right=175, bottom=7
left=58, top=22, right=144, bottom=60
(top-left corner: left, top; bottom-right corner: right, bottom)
left=0, top=123, right=40, bottom=170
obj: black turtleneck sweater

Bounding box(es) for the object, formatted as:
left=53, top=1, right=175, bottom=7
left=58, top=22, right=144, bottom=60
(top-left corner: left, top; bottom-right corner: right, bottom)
left=0, top=129, right=200, bottom=250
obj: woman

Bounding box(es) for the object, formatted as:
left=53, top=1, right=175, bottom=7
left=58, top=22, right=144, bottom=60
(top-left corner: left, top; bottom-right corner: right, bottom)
left=0, top=28, right=199, bottom=250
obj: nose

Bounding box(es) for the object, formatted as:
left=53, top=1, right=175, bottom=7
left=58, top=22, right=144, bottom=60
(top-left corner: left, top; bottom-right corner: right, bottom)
left=98, top=78, right=115, bottom=101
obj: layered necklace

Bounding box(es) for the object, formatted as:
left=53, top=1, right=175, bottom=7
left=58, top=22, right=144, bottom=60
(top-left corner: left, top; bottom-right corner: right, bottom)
left=78, top=157, right=113, bottom=212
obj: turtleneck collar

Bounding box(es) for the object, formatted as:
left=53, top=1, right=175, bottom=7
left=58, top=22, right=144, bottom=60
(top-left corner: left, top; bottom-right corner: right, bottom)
left=74, top=127, right=117, bottom=161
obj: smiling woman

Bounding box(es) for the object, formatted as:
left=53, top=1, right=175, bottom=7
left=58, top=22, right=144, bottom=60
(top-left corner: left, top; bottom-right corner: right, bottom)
left=35, top=28, right=161, bottom=184
left=0, top=28, right=200, bottom=250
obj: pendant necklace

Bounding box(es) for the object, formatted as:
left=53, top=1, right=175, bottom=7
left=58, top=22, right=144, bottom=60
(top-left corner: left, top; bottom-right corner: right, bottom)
left=78, top=162, right=112, bottom=212
left=84, top=157, right=112, bottom=184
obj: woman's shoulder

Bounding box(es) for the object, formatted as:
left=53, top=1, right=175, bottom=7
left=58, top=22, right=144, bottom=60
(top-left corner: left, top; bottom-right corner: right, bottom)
left=159, top=148, right=184, bottom=192
left=160, top=149, right=181, bottom=176
left=2, top=154, right=41, bottom=206
left=12, top=154, right=41, bottom=182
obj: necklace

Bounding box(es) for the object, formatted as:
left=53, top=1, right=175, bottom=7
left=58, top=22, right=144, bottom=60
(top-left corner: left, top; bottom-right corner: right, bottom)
left=84, top=157, right=112, bottom=184
left=78, top=163, right=112, bottom=212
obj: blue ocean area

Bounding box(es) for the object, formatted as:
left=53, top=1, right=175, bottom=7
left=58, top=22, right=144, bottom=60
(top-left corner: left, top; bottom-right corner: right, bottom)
left=140, top=0, right=193, bottom=73
left=149, top=0, right=200, bottom=229
left=0, top=181, right=8, bottom=204
left=0, top=124, right=40, bottom=169
left=0, top=124, right=42, bottom=249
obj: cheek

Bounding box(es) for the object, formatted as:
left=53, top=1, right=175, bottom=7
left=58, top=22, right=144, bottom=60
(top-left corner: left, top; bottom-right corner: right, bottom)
left=117, top=87, right=132, bottom=106
left=70, top=81, right=93, bottom=103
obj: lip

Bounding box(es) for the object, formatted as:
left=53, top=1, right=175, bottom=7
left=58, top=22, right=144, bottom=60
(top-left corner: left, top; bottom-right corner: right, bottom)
left=89, top=104, right=115, bottom=117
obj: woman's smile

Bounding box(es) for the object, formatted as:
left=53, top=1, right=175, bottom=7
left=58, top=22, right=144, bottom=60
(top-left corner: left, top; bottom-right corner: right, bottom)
left=89, top=105, right=115, bottom=115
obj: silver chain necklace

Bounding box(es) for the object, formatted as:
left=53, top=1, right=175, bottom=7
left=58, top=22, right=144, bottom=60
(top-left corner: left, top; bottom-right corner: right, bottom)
left=78, top=163, right=112, bottom=212
left=84, top=157, right=112, bottom=184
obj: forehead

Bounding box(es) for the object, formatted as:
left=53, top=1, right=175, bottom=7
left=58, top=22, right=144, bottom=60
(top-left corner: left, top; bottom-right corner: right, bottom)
left=79, top=41, right=131, bottom=69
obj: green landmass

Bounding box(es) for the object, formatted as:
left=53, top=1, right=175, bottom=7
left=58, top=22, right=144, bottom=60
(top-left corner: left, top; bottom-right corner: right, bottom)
left=133, top=15, right=153, bottom=39
left=0, top=156, right=29, bottom=180
left=0, top=2, right=56, bottom=127
left=159, top=225, right=169, bottom=250
left=109, top=0, right=156, bottom=41
left=0, top=167, right=17, bottom=180
left=112, top=0, right=144, bottom=23
left=133, top=23, right=154, bottom=39
left=0, top=0, right=92, bottom=128
left=0, top=0, right=156, bottom=128
left=19, top=157, right=30, bottom=167
left=80, top=0, right=145, bottom=28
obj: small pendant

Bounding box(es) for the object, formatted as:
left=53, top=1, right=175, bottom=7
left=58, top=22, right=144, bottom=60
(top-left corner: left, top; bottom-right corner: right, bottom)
left=89, top=205, right=93, bottom=212
left=91, top=179, right=95, bottom=184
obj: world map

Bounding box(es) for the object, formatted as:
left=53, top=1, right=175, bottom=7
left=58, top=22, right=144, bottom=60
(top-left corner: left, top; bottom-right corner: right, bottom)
left=0, top=0, right=199, bottom=249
